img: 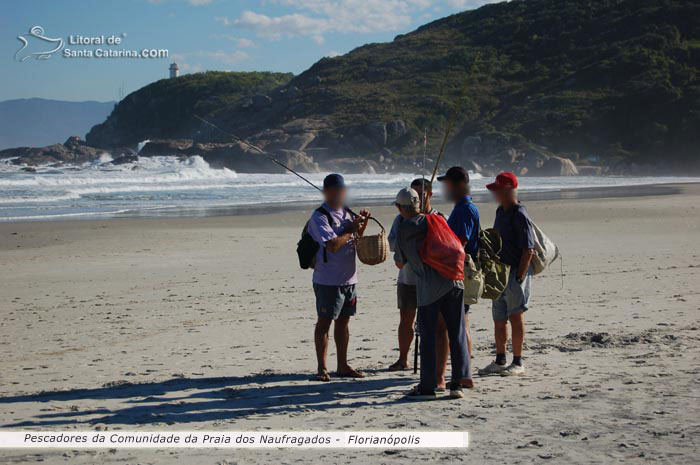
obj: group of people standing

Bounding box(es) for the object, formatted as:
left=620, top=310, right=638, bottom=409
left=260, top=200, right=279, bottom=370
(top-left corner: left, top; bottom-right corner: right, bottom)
left=306, top=168, right=536, bottom=401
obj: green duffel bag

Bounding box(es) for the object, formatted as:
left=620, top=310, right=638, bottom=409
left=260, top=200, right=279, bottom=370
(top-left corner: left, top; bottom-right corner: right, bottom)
left=463, top=253, right=484, bottom=306
left=478, top=228, right=510, bottom=300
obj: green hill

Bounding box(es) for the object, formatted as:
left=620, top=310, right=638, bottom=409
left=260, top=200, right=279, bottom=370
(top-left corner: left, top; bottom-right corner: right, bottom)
left=86, top=71, right=292, bottom=148
left=87, top=0, right=700, bottom=173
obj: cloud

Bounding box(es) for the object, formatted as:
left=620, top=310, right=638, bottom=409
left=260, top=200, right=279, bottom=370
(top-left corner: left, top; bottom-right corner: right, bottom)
left=325, top=50, right=342, bottom=57
left=235, top=38, right=256, bottom=48
left=233, top=10, right=328, bottom=43
left=226, top=0, right=496, bottom=43
left=210, top=34, right=256, bottom=48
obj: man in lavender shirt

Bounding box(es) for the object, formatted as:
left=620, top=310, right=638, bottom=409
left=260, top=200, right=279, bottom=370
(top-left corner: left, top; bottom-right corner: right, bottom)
left=307, top=174, right=371, bottom=382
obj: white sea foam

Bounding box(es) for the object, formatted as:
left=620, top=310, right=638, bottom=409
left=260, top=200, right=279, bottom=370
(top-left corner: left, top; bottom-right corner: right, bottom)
left=137, top=140, right=151, bottom=153
left=0, top=156, right=238, bottom=188
left=1, top=155, right=699, bottom=221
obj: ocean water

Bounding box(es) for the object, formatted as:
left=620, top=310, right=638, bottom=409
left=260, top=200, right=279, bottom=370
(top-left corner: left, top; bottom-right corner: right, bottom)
left=1, top=155, right=698, bottom=221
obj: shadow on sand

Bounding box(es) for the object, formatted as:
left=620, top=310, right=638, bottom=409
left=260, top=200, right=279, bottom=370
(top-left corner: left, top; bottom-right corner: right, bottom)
left=1, top=371, right=414, bottom=427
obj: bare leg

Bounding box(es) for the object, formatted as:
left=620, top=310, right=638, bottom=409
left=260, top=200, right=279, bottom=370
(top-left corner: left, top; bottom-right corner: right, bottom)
left=495, top=320, right=508, bottom=355
left=436, top=314, right=449, bottom=388
left=335, top=315, right=364, bottom=377
left=465, top=313, right=473, bottom=358
left=509, top=312, right=525, bottom=357
left=314, top=317, right=332, bottom=380
left=393, top=308, right=416, bottom=369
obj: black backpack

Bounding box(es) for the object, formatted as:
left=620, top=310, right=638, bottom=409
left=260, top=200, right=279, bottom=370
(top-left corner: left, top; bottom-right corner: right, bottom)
left=297, top=206, right=351, bottom=270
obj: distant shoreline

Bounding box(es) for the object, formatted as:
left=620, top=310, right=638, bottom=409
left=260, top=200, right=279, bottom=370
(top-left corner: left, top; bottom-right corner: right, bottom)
left=1, top=182, right=696, bottom=224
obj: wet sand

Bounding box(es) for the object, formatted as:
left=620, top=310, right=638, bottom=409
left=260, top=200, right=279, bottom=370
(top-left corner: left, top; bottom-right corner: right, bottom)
left=1, top=184, right=699, bottom=464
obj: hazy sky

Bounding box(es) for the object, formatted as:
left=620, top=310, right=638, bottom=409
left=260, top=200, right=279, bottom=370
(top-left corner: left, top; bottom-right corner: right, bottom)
left=1, top=0, right=498, bottom=102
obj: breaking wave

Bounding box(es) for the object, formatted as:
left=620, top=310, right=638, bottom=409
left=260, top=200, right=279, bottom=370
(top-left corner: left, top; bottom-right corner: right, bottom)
left=1, top=154, right=699, bottom=221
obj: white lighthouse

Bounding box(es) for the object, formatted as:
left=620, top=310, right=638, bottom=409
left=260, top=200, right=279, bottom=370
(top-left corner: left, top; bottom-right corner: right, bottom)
left=169, top=61, right=179, bottom=79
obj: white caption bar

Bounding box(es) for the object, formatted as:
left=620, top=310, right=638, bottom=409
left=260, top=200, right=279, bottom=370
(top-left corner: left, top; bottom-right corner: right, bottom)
left=0, top=432, right=468, bottom=449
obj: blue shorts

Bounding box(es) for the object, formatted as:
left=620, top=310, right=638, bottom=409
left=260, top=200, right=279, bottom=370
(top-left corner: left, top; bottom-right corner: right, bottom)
left=314, top=284, right=357, bottom=320
left=492, top=268, right=532, bottom=321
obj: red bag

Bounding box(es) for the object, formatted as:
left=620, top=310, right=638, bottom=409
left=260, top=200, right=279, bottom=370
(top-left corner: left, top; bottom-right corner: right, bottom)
left=419, top=214, right=465, bottom=281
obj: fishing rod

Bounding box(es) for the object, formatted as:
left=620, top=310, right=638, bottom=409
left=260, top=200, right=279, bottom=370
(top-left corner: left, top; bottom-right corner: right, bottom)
left=413, top=54, right=480, bottom=374
left=420, top=127, right=428, bottom=213
left=429, top=52, right=481, bottom=183
left=193, top=114, right=322, bottom=193
left=412, top=128, right=429, bottom=374
left=193, top=114, right=378, bottom=226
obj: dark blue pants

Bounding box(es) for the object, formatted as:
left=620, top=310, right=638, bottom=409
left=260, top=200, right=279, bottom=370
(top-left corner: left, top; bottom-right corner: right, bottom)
left=417, top=287, right=471, bottom=390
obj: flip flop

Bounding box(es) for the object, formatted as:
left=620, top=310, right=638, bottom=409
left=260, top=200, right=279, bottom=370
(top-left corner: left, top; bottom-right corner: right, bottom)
left=311, top=371, right=331, bottom=382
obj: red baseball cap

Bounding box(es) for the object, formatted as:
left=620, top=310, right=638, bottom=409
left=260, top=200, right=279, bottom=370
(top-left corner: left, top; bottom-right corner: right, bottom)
left=486, top=172, right=518, bottom=191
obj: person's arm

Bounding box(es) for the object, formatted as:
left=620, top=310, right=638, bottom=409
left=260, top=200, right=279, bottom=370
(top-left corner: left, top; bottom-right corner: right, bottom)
left=388, top=215, right=401, bottom=252
left=325, top=231, right=354, bottom=253
left=448, top=207, right=472, bottom=248
left=355, top=209, right=371, bottom=237
left=394, top=222, right=407, bottom=270
left=514, top=209, right=536, bottom=282
left=516, top=248, right=534, bottom=283
left=326, top=216, right=364, bottom=252
left=394, top=248, right=406, bottom=269
left=308, top=211, right=357, bottom=254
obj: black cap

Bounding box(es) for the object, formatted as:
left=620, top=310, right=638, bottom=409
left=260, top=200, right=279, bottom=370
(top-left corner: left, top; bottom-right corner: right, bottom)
left=437, top=166, right=470, bottom=183
left=323, top=173, right=346, bottom=189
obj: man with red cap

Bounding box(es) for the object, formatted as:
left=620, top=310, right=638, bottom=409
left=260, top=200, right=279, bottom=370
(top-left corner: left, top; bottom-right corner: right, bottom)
left=479, top=172, right=535, bottom=376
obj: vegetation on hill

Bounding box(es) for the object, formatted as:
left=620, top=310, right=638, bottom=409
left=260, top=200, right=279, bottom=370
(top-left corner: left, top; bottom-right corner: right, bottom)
left=281, top=0, right=699, bottom=168
left=86, top=72, right=292, bottom=147
left=86, top=0, right=700, bottom=172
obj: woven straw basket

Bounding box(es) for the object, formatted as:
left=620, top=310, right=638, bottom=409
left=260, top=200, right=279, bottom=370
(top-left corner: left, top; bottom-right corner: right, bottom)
left=355, top=217, right=388, bottom=265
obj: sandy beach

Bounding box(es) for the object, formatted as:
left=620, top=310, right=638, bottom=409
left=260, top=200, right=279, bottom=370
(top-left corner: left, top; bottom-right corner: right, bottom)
left=1, top=184, right=699, bottom=464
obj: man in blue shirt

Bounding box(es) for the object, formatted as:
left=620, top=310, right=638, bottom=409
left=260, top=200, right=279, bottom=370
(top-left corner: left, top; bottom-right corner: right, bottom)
left=479, top=172, right=535, bottom=377
left=436, top=166, right=480, bottom=389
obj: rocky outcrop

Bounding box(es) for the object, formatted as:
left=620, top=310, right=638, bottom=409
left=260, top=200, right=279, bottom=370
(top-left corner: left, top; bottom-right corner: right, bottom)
left=538, top=156, right=579, bottom=176
left=576, top=165, right=605, bottom=176
left=0, top=136, right=104, bottom=166
left=387, top=120, right=408, bottom=141
left=252, top=129, right=316, bottom=153
left=363, top=122, right=387, bottom=147
left=271, top=149, right=320, bottom=173
left=138, top=139, right=194, bottom=156
left=111, top=154, right=139, bottom=165
left=0, top=127, right=589, bottom=176
left=446, top=132, right=585, bottom=176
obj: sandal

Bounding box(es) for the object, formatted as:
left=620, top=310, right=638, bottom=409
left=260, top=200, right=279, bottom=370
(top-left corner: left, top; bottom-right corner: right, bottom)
left=311, top=370, right=331, bottom=382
